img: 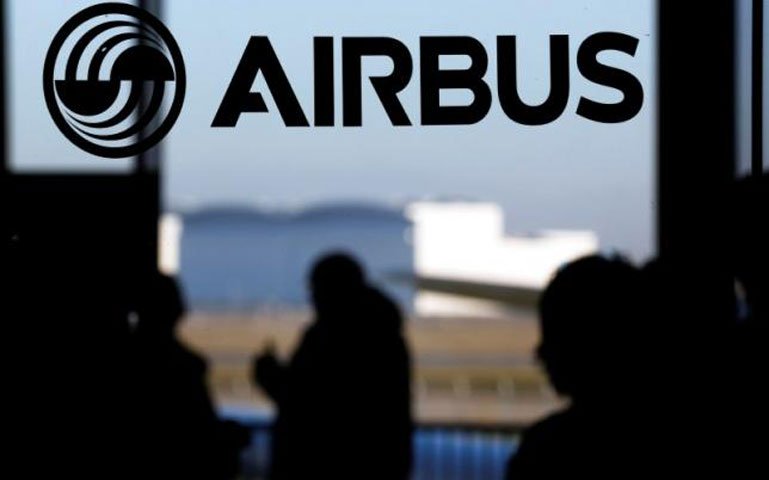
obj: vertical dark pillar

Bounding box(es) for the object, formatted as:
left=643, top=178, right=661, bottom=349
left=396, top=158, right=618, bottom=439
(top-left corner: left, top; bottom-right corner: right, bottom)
left=658, top=0, right=736, bottom=299
left=0, top=0, right=9, bottom=261
left=752, top=0, right=764, bottom=175
left=138, top=0, right=165, bottom=177
left=657, top=5, right=738, bottom=474
left=1, top=0, right=9, bottom=254
left=136, top=0, right=164, bottom=277
left=1, top=0, right=7, bottom=176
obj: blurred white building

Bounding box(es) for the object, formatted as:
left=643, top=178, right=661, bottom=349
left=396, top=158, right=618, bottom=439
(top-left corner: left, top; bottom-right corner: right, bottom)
left=160, top=203, right=598, bottom=315
left=159, top=213, right=183, bottom=275
left=407, top=202, right=599, bottom=317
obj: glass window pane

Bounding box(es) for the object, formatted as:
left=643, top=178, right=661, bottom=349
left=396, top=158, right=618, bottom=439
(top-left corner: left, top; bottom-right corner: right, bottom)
left=162, top=0, right=657, bottom=463
left=8, top=0, right=137, bottom=172
left=166, top=0, right=655, bottom=260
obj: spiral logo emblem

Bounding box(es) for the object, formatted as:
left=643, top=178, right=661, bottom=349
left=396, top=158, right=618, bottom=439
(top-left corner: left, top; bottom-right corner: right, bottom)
left=44, top=3, right=185, bottom=158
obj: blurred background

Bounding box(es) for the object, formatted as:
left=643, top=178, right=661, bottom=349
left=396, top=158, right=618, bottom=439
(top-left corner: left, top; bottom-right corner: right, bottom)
left=3, top=1, right=766, bottom=479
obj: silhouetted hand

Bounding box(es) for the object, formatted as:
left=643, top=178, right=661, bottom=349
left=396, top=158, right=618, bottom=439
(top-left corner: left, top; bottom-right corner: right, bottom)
left=252, top=342, right=284, bottom=400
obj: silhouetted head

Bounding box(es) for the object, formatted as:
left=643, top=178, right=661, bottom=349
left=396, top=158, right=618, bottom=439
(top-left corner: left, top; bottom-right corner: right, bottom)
left=537, top=255, right=641, bottom=401
left=309, top=252, right=367, bottom=318
left=135, top=273, right=187, bottom=337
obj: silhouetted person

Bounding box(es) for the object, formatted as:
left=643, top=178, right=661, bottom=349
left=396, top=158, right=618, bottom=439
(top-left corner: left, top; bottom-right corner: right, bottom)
left=131, top=274, right=249, bottom=480
left=729, top=174, right=768, bottom=476
left=253, top=252, right=412, bottom=480
left=506, top=255, right=645, bottom=479
left=4, top=252, right=135, bottom=479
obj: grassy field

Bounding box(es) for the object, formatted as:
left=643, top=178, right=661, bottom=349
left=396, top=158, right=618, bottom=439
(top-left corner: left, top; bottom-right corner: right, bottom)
left=181, top=310, right=563, bottom=425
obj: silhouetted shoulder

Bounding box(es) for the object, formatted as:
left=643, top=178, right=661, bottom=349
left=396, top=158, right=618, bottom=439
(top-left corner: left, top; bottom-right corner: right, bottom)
left=506, top=410, right=577, bottom=479
left=365, top=286, right=403, bottom=332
